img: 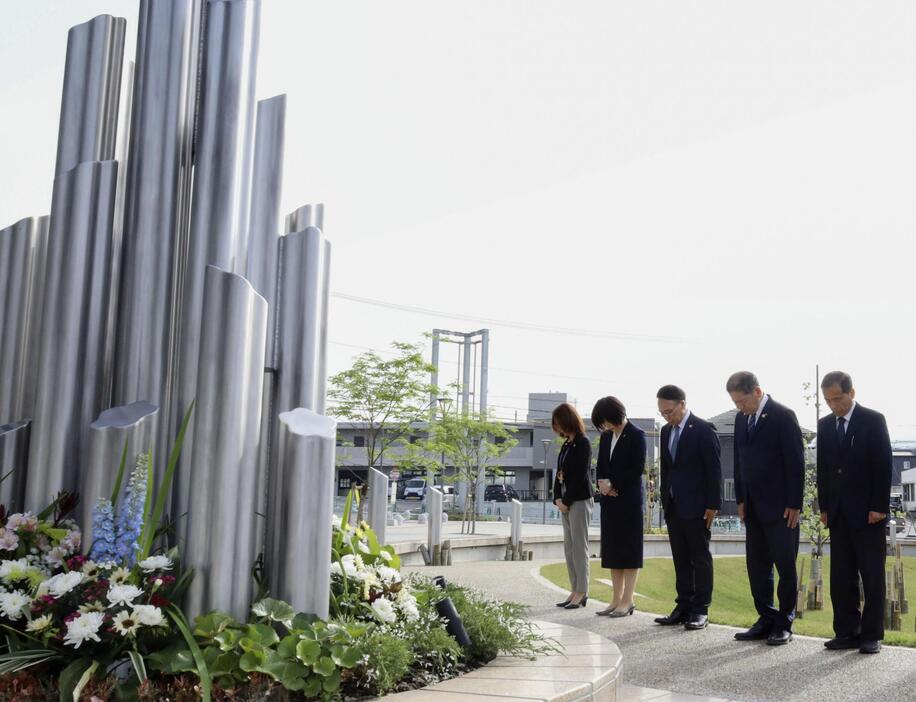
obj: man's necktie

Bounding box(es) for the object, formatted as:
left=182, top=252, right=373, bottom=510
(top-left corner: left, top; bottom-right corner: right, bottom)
left=669, top=425, right=681, bottom=462
left=837, top=416, right=846, bottom=444
left=747, top=413, right=756, bottom=440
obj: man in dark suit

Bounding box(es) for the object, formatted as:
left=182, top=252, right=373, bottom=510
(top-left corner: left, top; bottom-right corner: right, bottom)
left=816, top=371, right=892, bottom=655
left=654, top=385, right=722, bottom=631
left=727, top=371, right=805, bottom=645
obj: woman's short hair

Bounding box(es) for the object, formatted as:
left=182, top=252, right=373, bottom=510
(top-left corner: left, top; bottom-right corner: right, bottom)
left=590, top=396, right=626, bottom=430
left=552, top=403, right=586, bottom=436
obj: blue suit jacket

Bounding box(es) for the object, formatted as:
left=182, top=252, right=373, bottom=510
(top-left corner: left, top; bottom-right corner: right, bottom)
left=596, top=421, right=647, bottom=507
left=733, top=397, right=805, bottom=522
left=816, top=403, right=892, bottom=530
left=660, top=414, right=722, bottom=520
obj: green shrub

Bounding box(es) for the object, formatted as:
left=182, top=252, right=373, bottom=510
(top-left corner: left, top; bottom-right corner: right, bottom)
left=351, top=630, right=413, bottom=696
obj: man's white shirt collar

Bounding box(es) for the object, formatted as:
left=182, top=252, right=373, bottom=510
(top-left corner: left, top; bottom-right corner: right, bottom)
left=677, top=409, right=691, bottom=432
left=838, top=400, right=857, bottom=427
left=750, top=394, right=768, bottom=424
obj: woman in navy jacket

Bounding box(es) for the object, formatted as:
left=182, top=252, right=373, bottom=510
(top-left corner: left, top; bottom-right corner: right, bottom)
left=593, top=396, right=647, bottom=617
left=552, top=403, right=594, bottom=609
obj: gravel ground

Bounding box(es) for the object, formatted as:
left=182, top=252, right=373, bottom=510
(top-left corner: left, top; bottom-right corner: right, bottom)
left=404, top=560, right=916, bottom=702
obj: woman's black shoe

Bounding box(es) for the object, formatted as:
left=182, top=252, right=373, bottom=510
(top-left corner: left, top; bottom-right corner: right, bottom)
left=564, top=595, right=588, bottom=609
left=556, top=598, right=572, bottom=607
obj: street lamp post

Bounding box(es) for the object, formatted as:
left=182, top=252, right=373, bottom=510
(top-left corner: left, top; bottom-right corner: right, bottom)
left=541, top=439, right=552, bottom=525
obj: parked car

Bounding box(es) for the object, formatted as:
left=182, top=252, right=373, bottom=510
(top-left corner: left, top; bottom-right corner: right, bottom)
left=402, top=478, right=426, bottom=500
left=484, top=484, right=519, bottom=502
left=433, top=484, right=456, bottom=509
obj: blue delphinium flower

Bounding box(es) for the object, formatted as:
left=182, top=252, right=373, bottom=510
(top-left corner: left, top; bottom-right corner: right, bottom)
left=89, top=498, right=117, bottom=562
left=114, top=454, right=149, bottom=567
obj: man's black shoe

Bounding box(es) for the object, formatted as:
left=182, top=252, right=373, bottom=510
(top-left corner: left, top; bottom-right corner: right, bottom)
left=684, top=614, right=708, bottom=630
left=766, top=629, right=792, bottom=646
left=824, top=636, right=860, bottom=650
left=654, top=608, right=688, bottom=626
left=859, top=640, right=881, bottom=654
left=734, top=621, right=771, bottom=641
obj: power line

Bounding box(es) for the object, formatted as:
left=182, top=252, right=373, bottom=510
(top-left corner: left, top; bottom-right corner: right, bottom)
left=331, top=291, right=688, bottom=343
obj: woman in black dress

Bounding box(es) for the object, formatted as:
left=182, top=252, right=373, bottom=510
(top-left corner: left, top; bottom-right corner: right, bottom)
left=592, top=396, right=647, bottom=617
left=551, top=403, right=594, bottom=610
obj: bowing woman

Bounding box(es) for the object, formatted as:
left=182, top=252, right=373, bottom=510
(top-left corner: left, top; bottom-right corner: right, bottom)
left=551, top=403, right=594, bottom=610
left=592, top=396, right=647, bottom=617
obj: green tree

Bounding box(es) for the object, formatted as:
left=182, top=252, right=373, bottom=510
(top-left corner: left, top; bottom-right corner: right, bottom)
left=419, top=412, right=518, bottom=535
left=327, top=341, right=437, bottom=523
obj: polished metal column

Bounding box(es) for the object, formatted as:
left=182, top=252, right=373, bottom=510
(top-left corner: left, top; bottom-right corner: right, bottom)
left=510, top=498, right=522, bottom=548
left=367, top=467, right=388, bottom=544
left=0, top=421, right=30, bottom=512
left=174, top=0, right=260, bottom=502
left=26, top=161, right=119, bottom=507
left=0, top=217, right=47, bottom=425
left=183, top=266, right=266, bottom=620
left=54, top=15, right=126, bottom=177
left=81, top=402, right=158, bottom=545
left=268, top=408, right=336, bottom=617
left=428, top=487, right=443, bottom=555
left=285, top=203, right=323, bottom=234
left=274, top=225, right=331, bottom=415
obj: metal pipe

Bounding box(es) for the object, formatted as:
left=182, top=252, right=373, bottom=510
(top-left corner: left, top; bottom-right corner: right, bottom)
left=26, top=160, right=119, bottom=507
left=428, top=487, right=443, bottom=554
left=367, top=467, right=388, bottom=544
left=183, top=265, right=266, bottom=620
left=285, top=203, right=323, bottom=234
left=0, top=421, right=30, bottom=513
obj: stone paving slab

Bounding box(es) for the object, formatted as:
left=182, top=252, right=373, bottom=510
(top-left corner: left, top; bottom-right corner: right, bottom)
left=404, top=560, right=916, bottom=702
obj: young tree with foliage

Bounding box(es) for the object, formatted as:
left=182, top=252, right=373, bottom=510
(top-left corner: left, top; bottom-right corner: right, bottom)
left=327, top=341, right=437, bottom=523
left=420, top=412, right=518, bottom=535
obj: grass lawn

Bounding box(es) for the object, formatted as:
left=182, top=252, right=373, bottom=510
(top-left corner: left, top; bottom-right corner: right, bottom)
left=541, top=555, right=916, bottom=647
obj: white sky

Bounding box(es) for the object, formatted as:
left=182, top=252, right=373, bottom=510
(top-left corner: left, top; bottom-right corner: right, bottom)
left=2, top=1, right=915, bottom=436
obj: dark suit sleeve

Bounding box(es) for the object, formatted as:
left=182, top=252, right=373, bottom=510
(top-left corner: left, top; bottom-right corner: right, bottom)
left=561, top=438, right=591, bottom=507
left=869, top=413, right=893, bottom=514
left=596, top=434, right=609, bottom=481
left=552, top=471, right=562, bottom=503
left=781, top=410, right=805, bottom=511
left=734, top=419, right=745, bottom=505
left=815, top=418, right=829, bottom=514
left=702, top=425, right=722, bottom=510
left=609, top=430, right=647, bottom=495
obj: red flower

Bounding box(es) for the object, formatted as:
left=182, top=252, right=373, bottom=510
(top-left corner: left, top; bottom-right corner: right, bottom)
left=66, top=555, right=87, bottom=570
left=150, top=595, right=170, bottom=608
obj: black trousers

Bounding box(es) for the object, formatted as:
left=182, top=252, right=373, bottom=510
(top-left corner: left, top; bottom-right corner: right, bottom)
left=744, top=500, right=799, bottom=631
left=829, top=511, right=886, bottom=641
left=666, top=504, right=713, bottom=615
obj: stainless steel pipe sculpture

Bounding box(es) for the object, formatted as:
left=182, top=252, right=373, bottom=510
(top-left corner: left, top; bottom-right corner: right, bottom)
left=0, top=421, right=30, bottom=512
left=510, top=498, right=522, bottom=548
left=285, top=203, right=324, bottom=234
left=275, top=225, right=331, bottom=415
left=427, top=487, right=443, bottom=556
left=54, top=16, right=126, bottom=177
left=367, top=467, right=388, bottom=544
left=0, top=217, right=48, bottom=425
left=174, top=0, right=261, bottom=510
left=81, top=402, right=158, bottom=547
left=268, top=408, right=336, bottom=618
left=26, top=161, right=119, bottom=507
left=183, top=266, right=266, bottom=620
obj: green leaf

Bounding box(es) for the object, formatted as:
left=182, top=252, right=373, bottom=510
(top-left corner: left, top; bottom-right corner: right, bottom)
left=302, top=676, right=322, bottom=697
left=193, top=611, right=237, bottom=640
left=239, top=649, right=266, bottom=672
left=277, top=635, right=300, bottom=659
left=291, top=612, right=318, bottom=632
left=330, top=644, right=362, bottom=669
left=210, top=651, right=241, bottom=678
left=144, top=401, right=195, bottom=556
left=144, top=642, right=196, bottom=674
left=167, top=604, right=212, bottom=702
left=251, top=598, right=295, bottom=628
left=295, top=638, right=321, bottom=665
left=214, top=627, right=242, bottom=652
left=110, top=438, right=130, bottom=504
left=243, top=623, right=279, bottom=647
left=58, top=657, right=97, bottom=702
left=127, top=650, right=147, bottom=683
left=260, top=651, right=309, bottom=689
left=313, top=655, right=337, bottom=677
left=323, top=671, right=341, bottom=692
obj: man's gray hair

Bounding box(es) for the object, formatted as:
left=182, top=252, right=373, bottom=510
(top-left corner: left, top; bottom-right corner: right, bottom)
left=726, top=371, right=759, bottom=395
left=821, top=370, right=853, bottom=394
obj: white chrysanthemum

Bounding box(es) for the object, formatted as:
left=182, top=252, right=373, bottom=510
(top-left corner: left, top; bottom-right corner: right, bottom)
left=376, top=566, right=400, bottom=585
left=397, top=595, right=420, bottom=622
left=339, top=555, right=359, bottom=578
left=109, top=567, right=131, bottom=585
left=330, top=561, right=343, bottom=577
left=63, top=611, right=105, bottom=648
left=131, top=604, right=165, bottom=627
left=112, top=610, right=141, bottom=637
left=107, top=584, right=144, bottom=607
left=78, top=601, right=106, bottom=614
left=25, top=613, right=53, bottom=632
left=0, top=558, right=31, bottom=581
left=0, top=591, right=32, bottom=620
left=38, top=571, right=85, bottom=597
left=370, top=597, right=397, bottom=624
left=138, top=555, right=173, bottom=572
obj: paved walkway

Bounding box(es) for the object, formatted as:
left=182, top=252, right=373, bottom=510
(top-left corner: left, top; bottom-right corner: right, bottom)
left=404, top=560, right=916, bottom=702
left=387, top=521, right=599, bottom=544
